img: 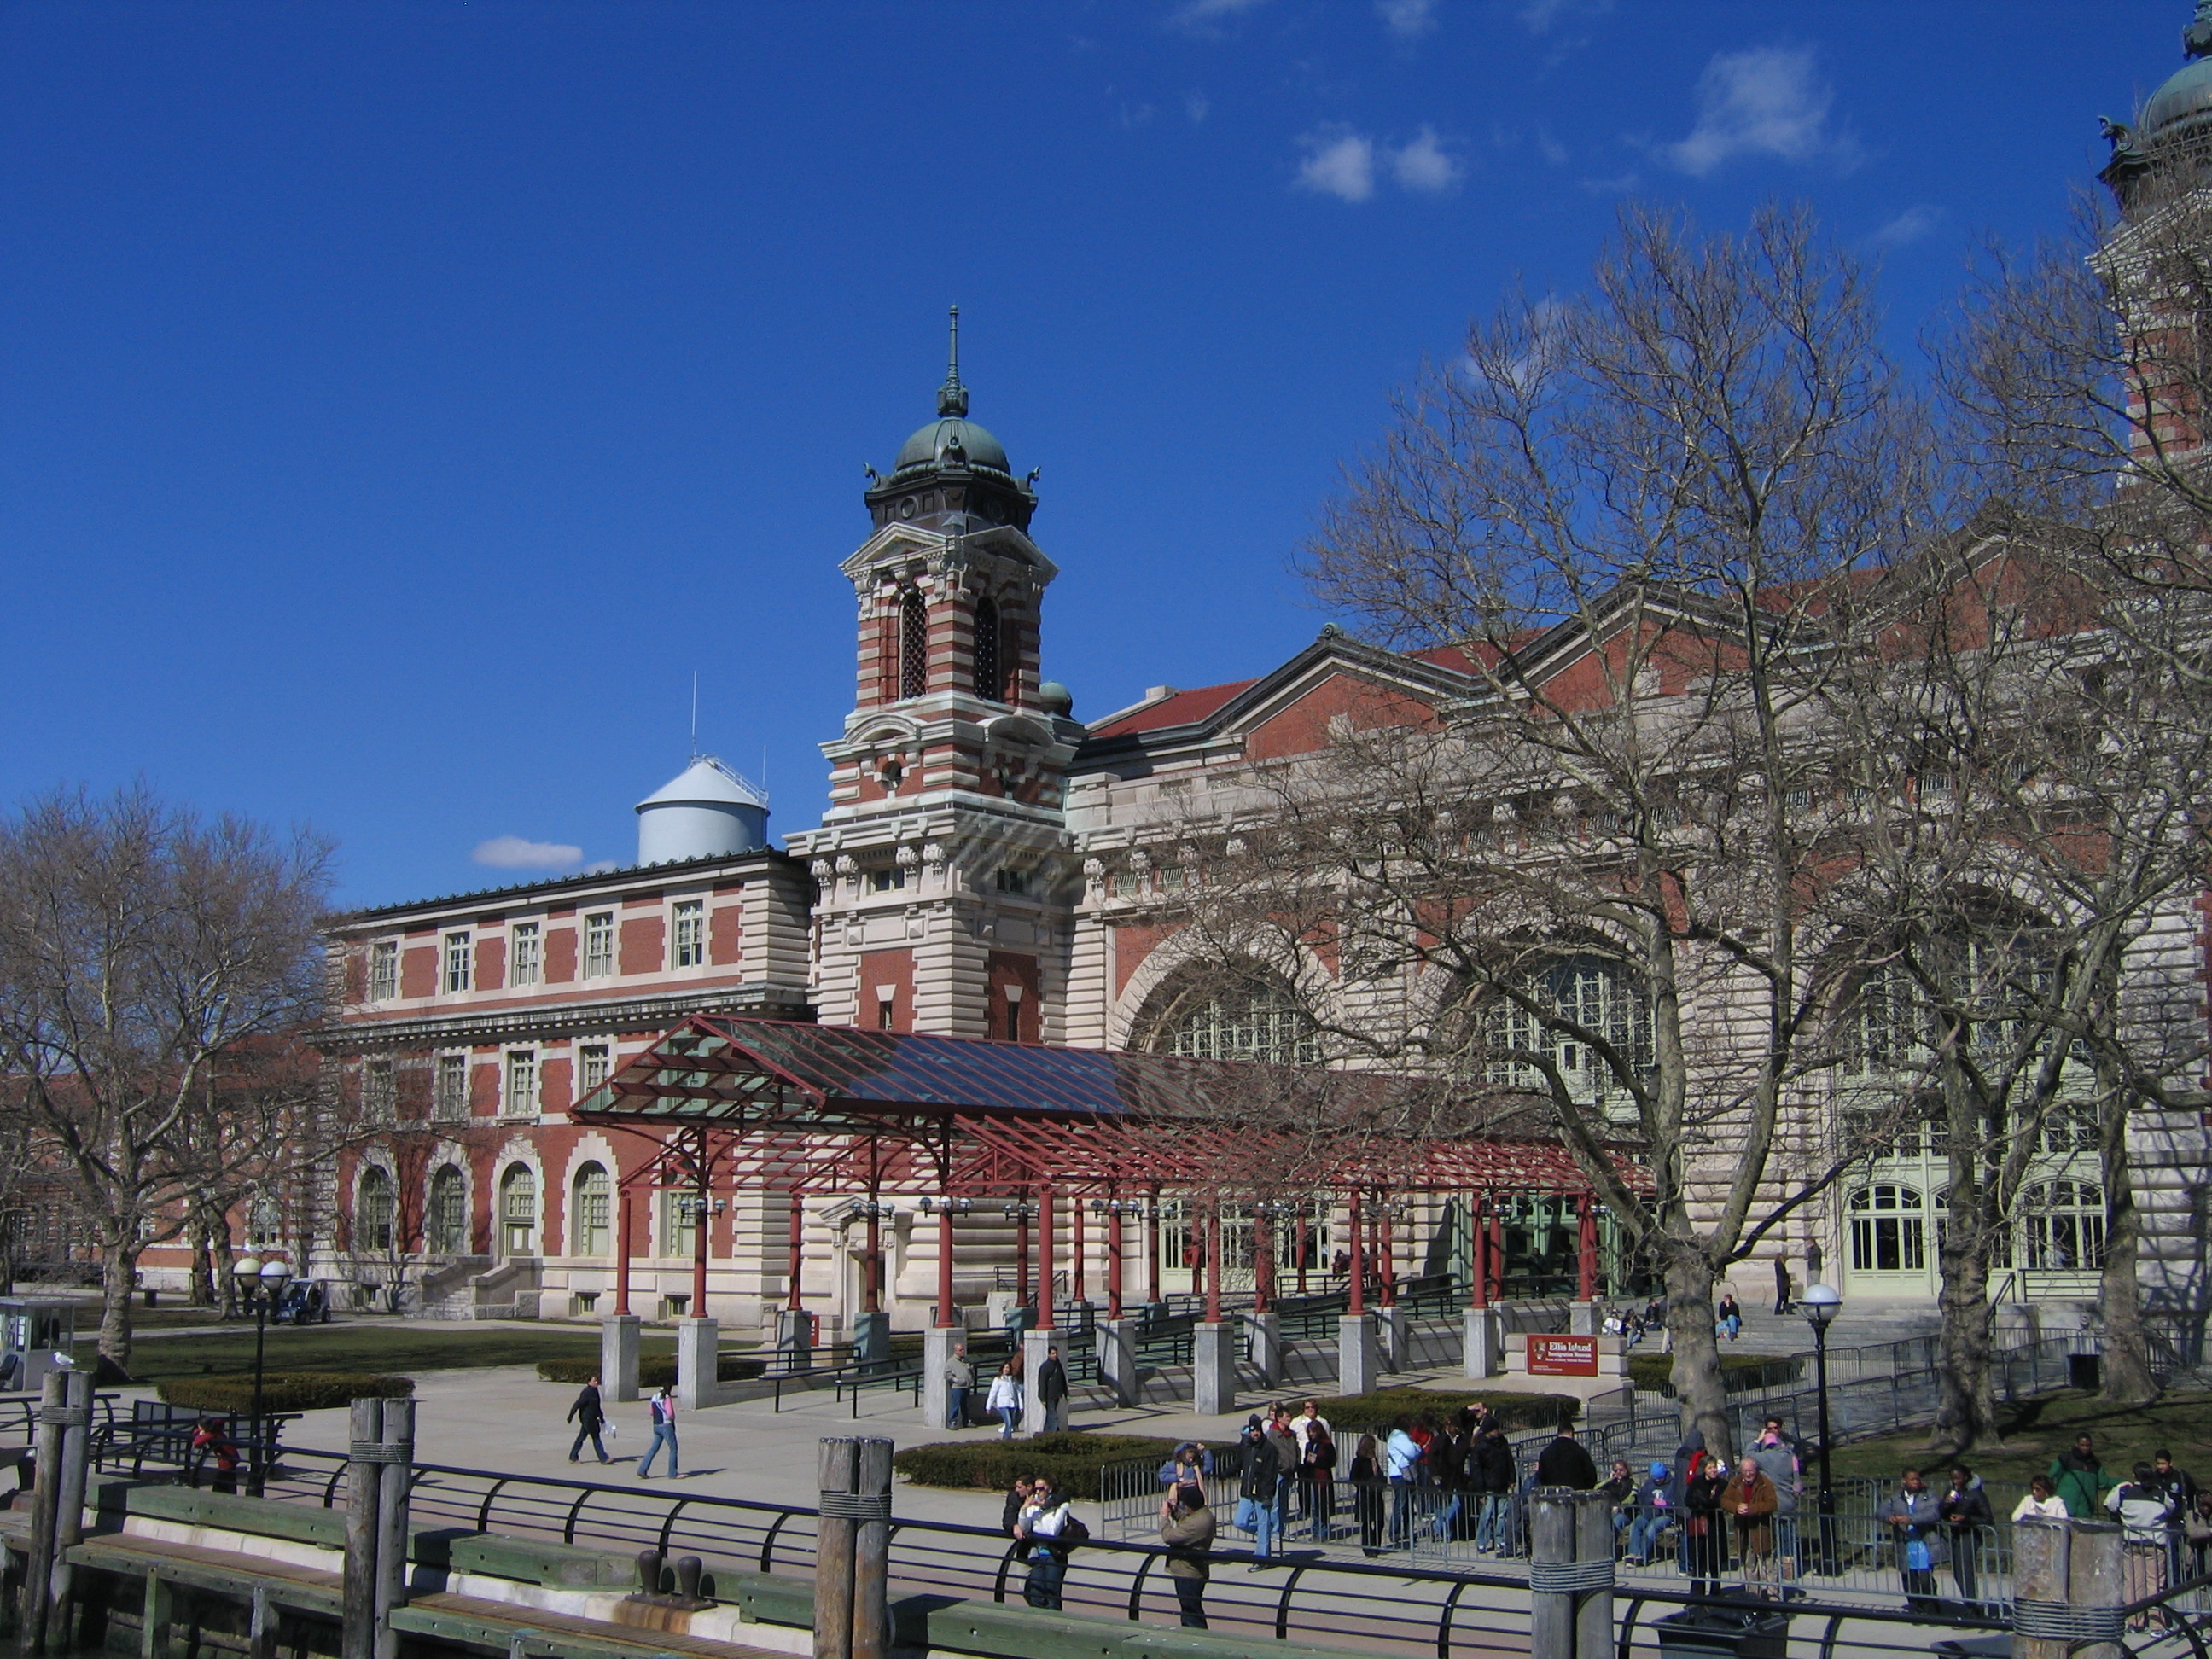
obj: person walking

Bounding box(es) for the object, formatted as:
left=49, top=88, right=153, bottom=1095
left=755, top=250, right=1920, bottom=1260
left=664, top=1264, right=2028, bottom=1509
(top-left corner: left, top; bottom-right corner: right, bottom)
left=987, top=1360, right=1024, bottom=1440
left=1772, top=1256, right=1791, bottom=1316
left=1016, top=1476, right=1078, bottom=1610
left=943, top=1343, right=975, bottom=1430
left=1238, top=1415, right=1285, bottom=1568
left=1037, top=1346, right=1069, bottom=1433
left=1472, top=1423, right=1515, bottom=1555
left=636, top=1385, right=679, bottom=1480
left=1877, top=1467, right=1945, bottom=1610
left=1534, top=1421, right=1598, bottom=1489
left=2050, top=1432, right=2117, bottom=1518
left=1939, top=1465, right=1994, bottom=1607
left=567, top=1374, right=613, bottom=1464
left=1350, top=1433, right=1387, bottom=1557
left=1160, top=1484, right=1216, bottom=1628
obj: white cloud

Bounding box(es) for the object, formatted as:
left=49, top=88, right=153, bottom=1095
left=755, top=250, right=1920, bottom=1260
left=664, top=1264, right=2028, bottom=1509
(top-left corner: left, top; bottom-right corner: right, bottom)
left=1296, top=129, right=1377, bottom=201
left=1392, top=126, right=1462, bottom=191
left=473, top=835, right=585, bottom=870
left=1666, top=46, right=1859, bottom=177
left=1185, top=90, right=1211, bottom=124
left=1169, top=0, right=1268, bottom=31
left=1377, top=0, right=1437, bottom=39
left=1521, top=0, right=1610, bottom=33
left=1871, top=203, right=1945, bottom=247
left=1536, top=128, right=1570, bottom=166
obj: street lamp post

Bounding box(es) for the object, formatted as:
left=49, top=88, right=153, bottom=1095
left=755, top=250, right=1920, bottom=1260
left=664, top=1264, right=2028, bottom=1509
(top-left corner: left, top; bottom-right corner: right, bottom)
left=1799, top=1280, right=1842, bottom=1577
left=232, top=1254, right=293, bottom=1496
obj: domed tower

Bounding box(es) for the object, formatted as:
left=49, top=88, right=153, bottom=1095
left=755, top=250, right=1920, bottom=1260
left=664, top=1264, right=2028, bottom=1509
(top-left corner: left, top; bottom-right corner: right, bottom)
left=787, top=312, right=1084, bottom=1040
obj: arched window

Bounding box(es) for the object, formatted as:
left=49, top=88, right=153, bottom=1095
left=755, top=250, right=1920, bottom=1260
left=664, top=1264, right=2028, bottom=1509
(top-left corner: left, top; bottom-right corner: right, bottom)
left=427, top=1166, right=469, bottom=1255
left=358, top=1167, right=396, bottom=1254
left=499, top=1164, right=538, bottom=1256
left=1157, top=981, right=1319, bottom=1065
left=2021, top=1179, right=2105, bottom=1271
left=899, top=589, right=928, bottom=700
left=572, top=1162, right=612, bottom=1259
left=973, top=593, right=1002, bottom=701
left=1848, top=1184, right=1927, bottom=1272
left=1482, top=954, right=1653, bottom=1107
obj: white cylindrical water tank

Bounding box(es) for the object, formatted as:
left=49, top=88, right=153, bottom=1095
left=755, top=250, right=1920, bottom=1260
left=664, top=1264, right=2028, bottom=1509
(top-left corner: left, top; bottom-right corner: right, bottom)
left=635, top=756, right=770, bottom=864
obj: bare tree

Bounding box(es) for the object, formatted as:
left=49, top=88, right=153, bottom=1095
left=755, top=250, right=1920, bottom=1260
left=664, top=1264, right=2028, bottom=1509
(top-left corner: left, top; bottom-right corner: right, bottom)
left=0, top=784, right=333, bottom=1368
left=1167, top=203, right=1947, bottom=1450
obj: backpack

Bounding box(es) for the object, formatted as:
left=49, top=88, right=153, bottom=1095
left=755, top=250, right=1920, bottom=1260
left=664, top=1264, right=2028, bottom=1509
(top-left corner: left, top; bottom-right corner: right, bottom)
left=1059, top=1514, right=1091, bottom=1547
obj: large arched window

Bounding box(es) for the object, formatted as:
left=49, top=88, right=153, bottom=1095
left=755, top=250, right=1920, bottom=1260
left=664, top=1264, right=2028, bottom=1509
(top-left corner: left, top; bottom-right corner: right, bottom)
left=2021, top=1179, right=2105, bottom=1271
left=973, top=593, right=1002, bottom=701
left=427, top=1166, right=469, bottom=1255
left=1848, top=1184, right=1927, bottom=1272
left=1157, top=981, right=1319, bottom=1065
left=499, top=1164, right=538, bottom=1256
left=899, top=589, right=928, bottom=700
left=572, top=1162, right=612, bottom=1259
left=1482, top=954, right=1653, bottom=1108
left=358, top=1167, right=396, bottom=1254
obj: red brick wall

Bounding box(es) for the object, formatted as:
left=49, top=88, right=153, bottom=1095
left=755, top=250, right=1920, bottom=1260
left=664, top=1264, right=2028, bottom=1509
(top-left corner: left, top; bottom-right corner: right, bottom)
left=544, top=925, right=577, bottom=984
left=541, top=1054, right=573, bottom=1117
left=986, top=952, right=1041, bottom=1043
left=858, top=949, right=915, bottom=1033
left=709, top=903, right=742, bottom=966
left=400, top=944, right=436, bottom=999
left=475, top=934, right=506, bottom=992
left=620, top=906, right=665, bottom=975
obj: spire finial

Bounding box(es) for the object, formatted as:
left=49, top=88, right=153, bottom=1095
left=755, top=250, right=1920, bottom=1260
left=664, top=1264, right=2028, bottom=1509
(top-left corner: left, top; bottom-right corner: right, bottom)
left=937, top=305, right=969, bottom=418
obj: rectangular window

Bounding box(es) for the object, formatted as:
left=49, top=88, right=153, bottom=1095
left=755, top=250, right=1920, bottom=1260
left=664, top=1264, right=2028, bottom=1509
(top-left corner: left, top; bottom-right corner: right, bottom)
left=672, top=899, right=706, bottom=968
left=582, top=912, right=615, bottom=978
left=504, top=1050, right=538, bottom=1117
left=994, top=867, right=1029, bottom=894
left=661, top=1190, right=698, bottom=1259
left=579, top=1044, right=611, bottom=1096
left=1112, top=868, right=1140, bottom=898
left=870, top=867, right=905, bottom=893
left=434, top=1054, right=470, bottom=1121
left=362, top=1059, right=397, bottom=1124
left=509, top=921, right=541, bottom=986
left=443, top=931, right=473, bottom=994
left=1159, top=865, right=1187, bottom=894
left=367, top=940, right=399, bottom=1003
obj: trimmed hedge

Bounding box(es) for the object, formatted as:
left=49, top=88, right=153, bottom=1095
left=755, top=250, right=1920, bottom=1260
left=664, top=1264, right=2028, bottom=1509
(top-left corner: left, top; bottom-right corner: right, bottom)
left=156, top=1372, right=415, bottom=1412
left=894, top=1434, right=1183, bottom=1500
left=1626, top=1352, right=1802, bottom=1395
left=1301, top=1388, right=1581, bottom=1436
left=536, top=1355, right=767, bottom=1387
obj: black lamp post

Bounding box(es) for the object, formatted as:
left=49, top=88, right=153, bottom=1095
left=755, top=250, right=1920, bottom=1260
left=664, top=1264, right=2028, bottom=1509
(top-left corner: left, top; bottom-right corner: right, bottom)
left=232, top=1254, right=292, bottom=1495
left=1799, top=1280, right=1841, bottom=1576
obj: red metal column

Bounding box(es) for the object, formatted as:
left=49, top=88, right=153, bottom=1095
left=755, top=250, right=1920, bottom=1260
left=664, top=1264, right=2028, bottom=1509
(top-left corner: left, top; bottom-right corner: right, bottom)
left=691, top=1132, right=710, bottom=1313
left=614, top=1186, right=634, bottom=1317
left=1204, top=1201, right=1222, bottom=1325
left=1254, top=1207, right=1273, bottom=1315
left=1469, top=1196, right=1489, bottom=1311
left=1296, top=1213, right=1310, bottom=1296
left=1487, top=1209, right=1505, bottom=1302
left=1037, top=1185, right=1056, bottom=1332
left=1106, top=1203, right=1125, bottom=1321
left=1071, top=1196, right=1086, bottom=1306
left=1348, top=1190, right=1365, bottom=1317
left=935, top=1204, right=956, bottom=1329
left=787, top=1188, right=806, bottom=1312
left=1379, top=1202, right=1397, bottom=1307
left=1147, top=1192, right=1162, bottom=1307
left=1016, top=1203, right=1031, bottom=1304
left=1577, top=1195, right=1598, bottom=1303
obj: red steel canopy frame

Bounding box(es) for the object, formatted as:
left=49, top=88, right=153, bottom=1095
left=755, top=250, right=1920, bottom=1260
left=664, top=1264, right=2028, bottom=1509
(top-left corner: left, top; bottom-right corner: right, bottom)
left=572, top=1014, right=1650, bottom=1324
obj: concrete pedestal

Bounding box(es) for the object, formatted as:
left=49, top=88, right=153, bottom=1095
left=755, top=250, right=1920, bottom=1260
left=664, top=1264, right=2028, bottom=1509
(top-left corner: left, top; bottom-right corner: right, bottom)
left=1464, top=1307, right=1501, bottom=1378
left=675, top=1317, right=718, bottom=1412
left=1569, top=1301, right=1598, bottom=1336
left=1192, top=1322, right=1237, bottom=1417
left=853, top=1310, right=892, bottom=1371
left=1244, top=1311, right=1282, bottom=1389
left=775, top=1307, right=812, bottom=1371
left=922, top=1326, right=958, bottom=1431
left=1377, top=1305, right=1408, bottom=1373
left=986, top=1291, right=1022, bottom=1330
left=1337, top=1313, right=1377, bottom=1397
left=1021, top=1327, right=1057, bottom=1435
left=601, top=1313, right=642, bottom=1403
left=1097, top=1318, right=1138, bottom=1407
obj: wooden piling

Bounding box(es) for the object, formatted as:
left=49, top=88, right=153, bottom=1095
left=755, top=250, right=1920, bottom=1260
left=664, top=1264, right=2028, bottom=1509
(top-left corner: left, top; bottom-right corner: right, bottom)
left=852, top=1438, right=894, bottom=1659
left=374, top=1394, right=414, bottom=1659
left=1527, top=1491, right=1577, bottom=1659
left=47, top=1371, right=92, bottom=1650
left=1572, top=1490, right=1612, bottom=1659
left=2012, top=1518, right=2070, bottom=1659
left=343, top=1397, right=383, bottom=1659
left=2069, top=1521, right=2125, bottom=1659
left=813, top=1438, right=858, bottom=1659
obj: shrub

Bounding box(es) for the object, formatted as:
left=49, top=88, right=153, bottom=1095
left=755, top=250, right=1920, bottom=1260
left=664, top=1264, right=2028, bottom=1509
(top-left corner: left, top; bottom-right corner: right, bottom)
left=536, top=1355, right=766, bottom=1386
left=1626, top=1353, right=1802, bottom=1395
left=156, top=1372, right=415, bottom=1412
left=894, top=1434, right=1183, bottom=1500
left=1300, top=1388, right=1581, bottom=1437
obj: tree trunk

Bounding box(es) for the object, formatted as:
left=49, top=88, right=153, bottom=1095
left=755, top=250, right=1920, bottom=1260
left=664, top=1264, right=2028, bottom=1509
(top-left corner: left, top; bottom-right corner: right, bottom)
left=1664, top=1254, right=1731, bottom=1457
left=97, top=1236, right=142, bottom=1370
left=189, top=1213, right=214, bottom=1307
left=2098, top=1110, right=2160, bottom=1406
left=1930, top=1228, right=1997, bottom=1455
left=213, top=1225, right=239, bottom=1318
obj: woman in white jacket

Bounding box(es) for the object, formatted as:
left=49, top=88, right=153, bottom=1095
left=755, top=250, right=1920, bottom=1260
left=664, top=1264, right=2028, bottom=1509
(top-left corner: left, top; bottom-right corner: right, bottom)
left=987, top=1361, right=1024, bottom=1440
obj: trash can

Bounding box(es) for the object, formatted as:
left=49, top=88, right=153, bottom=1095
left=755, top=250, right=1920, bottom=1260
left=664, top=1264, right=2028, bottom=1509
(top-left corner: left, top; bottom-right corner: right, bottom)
left=2069, top=1353, right=2101, bottom=1391
left=1655, top=1607, right=1790, bottom=1659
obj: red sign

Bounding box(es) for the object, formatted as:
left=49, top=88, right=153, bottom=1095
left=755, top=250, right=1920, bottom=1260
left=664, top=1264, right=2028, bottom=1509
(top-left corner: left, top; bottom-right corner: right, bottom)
left=1528, top=1335, right=1600, bottom=1377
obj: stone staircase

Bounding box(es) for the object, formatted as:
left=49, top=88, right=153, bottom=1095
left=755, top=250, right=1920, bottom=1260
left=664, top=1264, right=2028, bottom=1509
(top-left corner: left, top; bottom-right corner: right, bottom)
left=414, top=1256, right=542, bottom=1320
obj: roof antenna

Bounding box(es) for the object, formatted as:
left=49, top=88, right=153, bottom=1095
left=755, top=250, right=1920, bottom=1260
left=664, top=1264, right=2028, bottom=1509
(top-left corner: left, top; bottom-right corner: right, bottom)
left=938, top=304, right=968, bottom=418
left=690, top=672, right=700, bottom=761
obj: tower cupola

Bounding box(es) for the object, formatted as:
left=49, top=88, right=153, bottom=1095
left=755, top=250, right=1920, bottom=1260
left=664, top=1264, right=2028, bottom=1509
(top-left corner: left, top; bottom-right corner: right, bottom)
left=865, top=307, right=1038, bottom=533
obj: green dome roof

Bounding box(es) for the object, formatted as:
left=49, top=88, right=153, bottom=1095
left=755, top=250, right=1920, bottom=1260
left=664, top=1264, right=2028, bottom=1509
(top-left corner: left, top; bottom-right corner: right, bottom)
left=894, top=416, right=1011, bottom=478
left=2144, top=55, right=2212, bottom=137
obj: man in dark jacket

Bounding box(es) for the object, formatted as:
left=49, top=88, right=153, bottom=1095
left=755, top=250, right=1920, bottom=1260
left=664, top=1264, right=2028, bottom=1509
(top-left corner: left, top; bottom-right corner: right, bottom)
left=566, top=1375, right=611, bottom=1464
left=1238, top=1416, right=1285, bottom=1566
left=1534, top=1423, right=1598, bottom=1489
left=1939, top=1465, right=1994, bottom=1605
left=1471, top=1425, right=1515, bottom=1554
left=1037, top=1348, right=1069, bottom=1433
left=1160, top=1485, right=1216, bottom=1627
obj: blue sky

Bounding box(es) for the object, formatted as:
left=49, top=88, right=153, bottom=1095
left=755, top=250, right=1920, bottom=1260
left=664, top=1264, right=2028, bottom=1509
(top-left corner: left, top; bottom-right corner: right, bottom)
left=0, top=2, right=2186, bottom=905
